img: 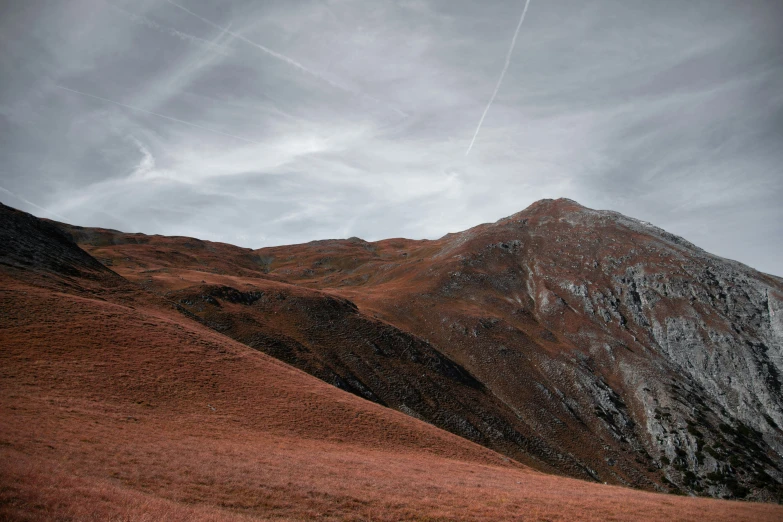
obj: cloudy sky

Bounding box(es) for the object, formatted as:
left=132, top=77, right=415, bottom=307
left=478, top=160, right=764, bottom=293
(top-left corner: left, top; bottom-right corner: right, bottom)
left=1, top=0, right=781, bottom=275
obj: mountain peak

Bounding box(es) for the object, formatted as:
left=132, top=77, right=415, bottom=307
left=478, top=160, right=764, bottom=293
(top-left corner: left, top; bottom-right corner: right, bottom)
left=497, top=197, right=588, bottom=224
left=526, top=197, right=586, bottom=211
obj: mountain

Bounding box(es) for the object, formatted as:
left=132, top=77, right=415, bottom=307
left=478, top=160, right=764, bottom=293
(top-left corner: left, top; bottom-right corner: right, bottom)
left=47, top=198, right=783, bottom=502
left=2, top=199, right=782, bottom=520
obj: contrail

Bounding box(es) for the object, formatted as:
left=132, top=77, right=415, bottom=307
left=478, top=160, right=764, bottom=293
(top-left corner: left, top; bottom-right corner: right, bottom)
left=466, top=0, right=532, bottom=156
left=0, top=185, right=69, bottom=221
left=164, top=0, right=408, bottom=117
left=164, top=0, right=342, bottom=89
left=56, top=85, right=261, bottom=145
left=104, top=0, right=233, bottom=56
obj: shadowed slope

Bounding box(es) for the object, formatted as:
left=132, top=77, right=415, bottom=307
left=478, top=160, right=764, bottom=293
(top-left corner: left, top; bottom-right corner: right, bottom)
left=0, top=202, right=116, bottom=283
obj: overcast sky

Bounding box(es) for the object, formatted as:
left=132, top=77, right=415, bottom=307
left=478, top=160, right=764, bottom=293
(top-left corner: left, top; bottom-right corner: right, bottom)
left=1, top=0, right=781, bottom=275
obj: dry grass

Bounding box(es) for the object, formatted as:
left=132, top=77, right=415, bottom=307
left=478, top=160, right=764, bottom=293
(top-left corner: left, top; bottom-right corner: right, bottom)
left=2, top=275, right=782, bottom=521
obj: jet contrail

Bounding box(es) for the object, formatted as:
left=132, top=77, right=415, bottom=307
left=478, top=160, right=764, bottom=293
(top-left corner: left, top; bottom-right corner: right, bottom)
left=164, top=0, right=342, bottom=90
left=0, top=185, right=69, bottom=221
left=104, top=0, right=233, bottom=56
left=55, top=85, right=261, bottom=145
left=466, top=0, right=532, bottom=156
left=164, top=0, right=408, bottom=118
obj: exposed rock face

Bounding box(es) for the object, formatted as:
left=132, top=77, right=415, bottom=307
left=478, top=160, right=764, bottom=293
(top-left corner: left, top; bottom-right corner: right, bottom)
left=55, top=198, right=783, bottom=501
left=418, top=199, right=783, bottom=499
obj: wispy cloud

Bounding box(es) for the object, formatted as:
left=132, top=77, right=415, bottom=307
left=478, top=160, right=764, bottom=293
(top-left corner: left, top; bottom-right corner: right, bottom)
left=126, top=135, right=156, bottom=180
left=164, top=0, right=408, bottom=117
left=165, top=0, right=320, bottom=77
left=0, top=185, right=69, bottom=221
left=56, top=85, right=262, bottom=144
left=104, top=0, right=233, bottom=56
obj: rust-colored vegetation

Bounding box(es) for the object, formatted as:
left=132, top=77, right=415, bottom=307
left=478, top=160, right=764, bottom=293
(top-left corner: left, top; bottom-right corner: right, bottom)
left=1, top=201, right=782, bottom=520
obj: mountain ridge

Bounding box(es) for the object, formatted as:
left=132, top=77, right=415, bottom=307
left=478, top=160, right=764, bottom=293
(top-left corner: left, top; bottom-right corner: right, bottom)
left=7, top=199, right=783, bottom=519
left=37, top=197, right=783, bottom=502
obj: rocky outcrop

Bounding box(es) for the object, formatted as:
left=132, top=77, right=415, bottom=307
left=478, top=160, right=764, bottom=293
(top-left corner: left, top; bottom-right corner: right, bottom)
left=433, top=199, right=783, bottom=500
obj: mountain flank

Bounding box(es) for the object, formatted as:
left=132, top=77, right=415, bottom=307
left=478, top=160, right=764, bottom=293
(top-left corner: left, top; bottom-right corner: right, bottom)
left=2, top=199, right=782, bottom=520
left=49, top=198, right=783, bottom=501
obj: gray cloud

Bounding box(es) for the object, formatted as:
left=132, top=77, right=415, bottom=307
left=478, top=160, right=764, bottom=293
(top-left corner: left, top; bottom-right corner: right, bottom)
left=1, top=0, right=781, bottom=275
